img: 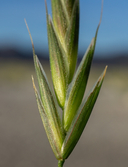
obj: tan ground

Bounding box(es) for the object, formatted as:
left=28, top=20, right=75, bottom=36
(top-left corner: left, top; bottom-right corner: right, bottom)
left=0, top=60, right=128, bottom=167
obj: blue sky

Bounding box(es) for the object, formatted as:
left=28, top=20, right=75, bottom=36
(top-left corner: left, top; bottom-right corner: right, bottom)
left=0, top=0, right=128, bottom=58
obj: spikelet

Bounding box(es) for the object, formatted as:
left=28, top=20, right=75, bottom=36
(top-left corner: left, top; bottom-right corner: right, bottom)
left=26, top=0, right=106, bottom=167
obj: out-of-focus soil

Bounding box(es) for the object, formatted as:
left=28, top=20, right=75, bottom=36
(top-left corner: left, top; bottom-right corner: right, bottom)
left=0, top=60, right=128, bottom=167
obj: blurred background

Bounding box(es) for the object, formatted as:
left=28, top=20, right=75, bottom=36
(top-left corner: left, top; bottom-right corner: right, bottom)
left=0, top=0, right=128, bottom=167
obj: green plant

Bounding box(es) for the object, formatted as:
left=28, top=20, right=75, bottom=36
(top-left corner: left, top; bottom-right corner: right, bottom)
left=25, top=0, right=107, bottom=166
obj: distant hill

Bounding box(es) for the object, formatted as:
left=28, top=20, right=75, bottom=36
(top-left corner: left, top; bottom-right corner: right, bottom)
left=0, top=47, right=128, bottom=67
left=0, top=47, right=48, bottom=61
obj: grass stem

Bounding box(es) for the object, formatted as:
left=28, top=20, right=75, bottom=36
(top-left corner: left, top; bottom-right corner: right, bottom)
left=58, top=160, right=65, bottom=167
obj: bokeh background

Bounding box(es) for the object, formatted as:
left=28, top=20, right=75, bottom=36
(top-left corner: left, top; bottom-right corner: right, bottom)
left=0, top=0, right=128, bottom=167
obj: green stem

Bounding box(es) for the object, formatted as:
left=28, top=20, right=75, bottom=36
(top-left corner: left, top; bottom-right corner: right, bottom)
left=58, top=160, right=65, bottom=167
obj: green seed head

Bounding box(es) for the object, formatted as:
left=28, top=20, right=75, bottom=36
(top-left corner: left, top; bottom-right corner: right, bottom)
left=26, top=0, right=106, bottom=166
